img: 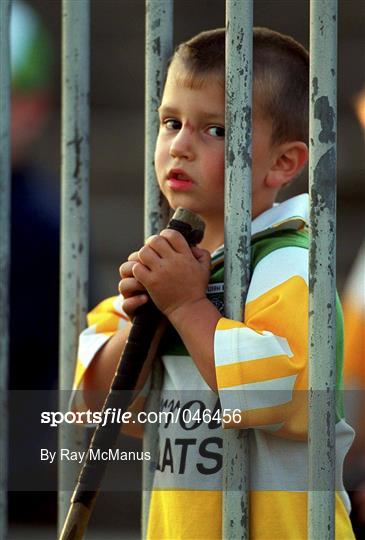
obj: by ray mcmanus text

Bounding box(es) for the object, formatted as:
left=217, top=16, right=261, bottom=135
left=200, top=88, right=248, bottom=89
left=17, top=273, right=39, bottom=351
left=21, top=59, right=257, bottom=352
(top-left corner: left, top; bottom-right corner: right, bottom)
left=40, top=448, right=151, bottom=464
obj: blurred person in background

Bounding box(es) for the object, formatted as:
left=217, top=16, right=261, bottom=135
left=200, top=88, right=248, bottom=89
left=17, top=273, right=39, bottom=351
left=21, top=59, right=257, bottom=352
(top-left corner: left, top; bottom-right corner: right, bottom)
left=10, top=0, right=58, bottom=388
left=8, top=0, right=59, bottom=524
left=343, top=89, right=365, bottom=538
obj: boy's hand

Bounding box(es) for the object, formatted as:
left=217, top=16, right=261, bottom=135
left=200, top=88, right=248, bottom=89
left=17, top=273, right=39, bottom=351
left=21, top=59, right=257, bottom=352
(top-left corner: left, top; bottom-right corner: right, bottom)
left=132, top=229, right=211, bottom=319
left=119, top=252, right=149, bottom=320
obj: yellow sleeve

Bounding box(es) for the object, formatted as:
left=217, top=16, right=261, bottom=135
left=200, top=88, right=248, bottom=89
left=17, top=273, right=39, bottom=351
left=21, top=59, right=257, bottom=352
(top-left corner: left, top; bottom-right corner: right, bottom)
left=73, top=295, right=129, bottom=391
left=214, top=246, right=309, bottom=440
left=70, top=295, right=155, bottom=438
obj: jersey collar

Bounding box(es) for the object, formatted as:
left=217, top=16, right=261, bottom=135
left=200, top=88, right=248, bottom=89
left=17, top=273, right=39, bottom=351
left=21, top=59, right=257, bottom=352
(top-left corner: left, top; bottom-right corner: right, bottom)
left=210, top=194, right=309, bottom=267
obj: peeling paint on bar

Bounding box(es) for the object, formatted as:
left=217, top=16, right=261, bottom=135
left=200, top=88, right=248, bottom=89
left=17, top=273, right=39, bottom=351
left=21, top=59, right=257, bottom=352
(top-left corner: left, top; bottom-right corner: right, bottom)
left=143, top=2, right=173, bottom=537
left=0, top=3, right=11, bottom=537
left=58, top=0, right=90, bottom=533
left=144, top=0, right=172, bottom=239
left=308, top=1, right=337, bottom=538
left=223, top=1, right=253, bottom=538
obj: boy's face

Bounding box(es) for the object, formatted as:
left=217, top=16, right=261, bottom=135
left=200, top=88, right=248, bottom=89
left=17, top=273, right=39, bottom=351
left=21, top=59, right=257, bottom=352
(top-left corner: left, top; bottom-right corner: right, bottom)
left=155, top=61, right=275, bottom=224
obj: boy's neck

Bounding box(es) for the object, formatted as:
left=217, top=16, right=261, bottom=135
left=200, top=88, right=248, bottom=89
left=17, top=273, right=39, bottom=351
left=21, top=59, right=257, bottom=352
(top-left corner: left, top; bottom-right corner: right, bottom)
left=198, top=218, right=224, bottom=254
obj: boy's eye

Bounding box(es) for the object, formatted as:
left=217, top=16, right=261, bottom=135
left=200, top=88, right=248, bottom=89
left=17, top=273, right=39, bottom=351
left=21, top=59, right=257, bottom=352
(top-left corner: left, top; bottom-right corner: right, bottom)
left=207, top=126, right=225, bottom=138
left=163, top=118, right=181, bottom=130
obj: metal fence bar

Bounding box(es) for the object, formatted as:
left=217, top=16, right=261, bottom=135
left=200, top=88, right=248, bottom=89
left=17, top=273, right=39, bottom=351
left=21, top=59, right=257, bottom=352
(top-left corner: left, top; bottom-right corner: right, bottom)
left=308, top=0, right=338, bottom=538
left=58, top=0, right=90, bottom=534
left=143, top=1, right=173, bottom=537
left=0, top=2, right=11, bottom=538
left=223, top=1, right=253, bottom=538
left=144, top=0, right=172, bottom=240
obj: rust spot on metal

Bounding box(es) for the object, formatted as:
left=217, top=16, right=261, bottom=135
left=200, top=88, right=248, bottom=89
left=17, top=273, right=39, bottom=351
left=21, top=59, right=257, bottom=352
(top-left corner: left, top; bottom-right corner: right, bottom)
left=67, top=127, right=83, bottom=179
left=311, top=77, right=319, bottom=103
left=155, top=69, right=162, bottom=98
left=152, top=17, right=161, bottom=30
left=153, top=37, right=161, bottom=56
left=241, top=498, right=249, bottom=532
left=70, top=190, right=82, bottom=207
left=314, top=96, right=335, bottom=144
left=313, top=148, right=336, bottom=201
left=309, top=151, right=336, bottom=292
left=227, top=148, right=235, bottom=165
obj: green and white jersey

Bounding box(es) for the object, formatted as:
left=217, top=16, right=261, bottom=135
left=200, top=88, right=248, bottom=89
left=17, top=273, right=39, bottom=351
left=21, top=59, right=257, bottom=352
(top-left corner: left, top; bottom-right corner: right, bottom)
left=74, top=194, right=355, bottom=539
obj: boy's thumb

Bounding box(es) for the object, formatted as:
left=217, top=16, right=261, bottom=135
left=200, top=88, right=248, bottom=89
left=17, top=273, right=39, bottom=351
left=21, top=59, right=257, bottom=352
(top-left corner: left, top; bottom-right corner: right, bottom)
left=191, top=246, right=211, bottom=264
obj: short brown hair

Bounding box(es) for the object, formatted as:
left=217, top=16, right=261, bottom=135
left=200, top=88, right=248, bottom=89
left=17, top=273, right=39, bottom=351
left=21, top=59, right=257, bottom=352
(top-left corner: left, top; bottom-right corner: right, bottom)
left=171, top=27, right=309, bottom=145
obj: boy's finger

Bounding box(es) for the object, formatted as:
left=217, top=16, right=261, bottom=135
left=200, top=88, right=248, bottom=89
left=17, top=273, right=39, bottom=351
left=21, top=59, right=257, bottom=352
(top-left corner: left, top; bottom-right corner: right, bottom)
left=191, top=246, right=211, bottom=264
left=138, top=244, right=163, bottom=269
left=145, top=234, right=159, bottom=244
left=132, top=261, right=150, bottom=284
left=145, top=234, right=174, bottom=258
left=159, top=228, right=190, bottom=254
left=119, top=260, right=137, bottom=278
left=127, top=251, right=140, bottom=262
left=122, top=294, right=149, bottom=319
left=118, top=277, right=146, bottom=297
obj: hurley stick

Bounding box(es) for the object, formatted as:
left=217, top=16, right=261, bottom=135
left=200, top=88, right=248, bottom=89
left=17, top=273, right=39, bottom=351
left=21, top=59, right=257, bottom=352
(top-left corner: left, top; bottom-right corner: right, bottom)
left=59, top=208, right=205, bottom=540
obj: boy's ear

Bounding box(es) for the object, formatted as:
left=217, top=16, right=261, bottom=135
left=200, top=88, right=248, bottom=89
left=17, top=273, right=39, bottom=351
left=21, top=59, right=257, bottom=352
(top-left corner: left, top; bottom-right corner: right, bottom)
left=266, top=141, right=308, bottom=188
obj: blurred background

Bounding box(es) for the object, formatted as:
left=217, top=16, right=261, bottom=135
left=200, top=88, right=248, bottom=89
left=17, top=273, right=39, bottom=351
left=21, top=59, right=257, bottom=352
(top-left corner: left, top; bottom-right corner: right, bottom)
left=8, top=0, right=364, bottom=538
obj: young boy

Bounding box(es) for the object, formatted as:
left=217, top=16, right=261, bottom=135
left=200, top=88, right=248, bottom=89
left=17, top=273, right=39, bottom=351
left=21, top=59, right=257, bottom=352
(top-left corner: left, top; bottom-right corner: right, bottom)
left=73, top=28, right=355, bottom=539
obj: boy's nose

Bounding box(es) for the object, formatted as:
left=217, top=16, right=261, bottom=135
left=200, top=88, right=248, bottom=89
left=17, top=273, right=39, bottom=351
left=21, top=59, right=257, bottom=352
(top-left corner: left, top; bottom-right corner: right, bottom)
left=169, top=127, right=194, bottom=160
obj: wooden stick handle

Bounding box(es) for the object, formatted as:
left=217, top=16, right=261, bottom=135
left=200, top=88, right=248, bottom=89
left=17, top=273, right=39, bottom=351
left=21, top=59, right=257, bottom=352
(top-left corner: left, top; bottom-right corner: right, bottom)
left=59, top=501, right=96, bottom=540
left=59, top=208, right=205, bottom=540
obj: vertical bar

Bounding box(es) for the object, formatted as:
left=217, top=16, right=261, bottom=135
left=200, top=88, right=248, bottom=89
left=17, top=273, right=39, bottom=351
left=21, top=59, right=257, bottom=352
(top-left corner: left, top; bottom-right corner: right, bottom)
left=144, top=0, right=172, bottom=239
left=143, top=1, right=173, bottom=537
left=223, top=1, right=253, bottom=539
left=308, top=1, right=337, bottom=538
left=59, top=0, right=90, bottom=534
left=0, top=2, right=11, bottom=538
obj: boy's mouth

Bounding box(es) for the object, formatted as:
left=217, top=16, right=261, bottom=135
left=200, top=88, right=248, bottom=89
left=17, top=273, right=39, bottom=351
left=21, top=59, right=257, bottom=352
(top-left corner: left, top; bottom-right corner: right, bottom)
left=166, top=169, right=194, bottom=191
